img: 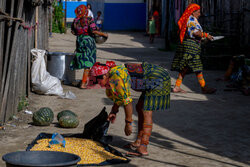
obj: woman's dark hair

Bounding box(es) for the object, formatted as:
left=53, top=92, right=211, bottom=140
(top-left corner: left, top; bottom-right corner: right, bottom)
left=92, top=75, right=104, bottom=85
left=96, top=75, right=104, bottom=80
left=97, top=11, right=102, bottom=15
left=87, top=4, right=92, bottom=10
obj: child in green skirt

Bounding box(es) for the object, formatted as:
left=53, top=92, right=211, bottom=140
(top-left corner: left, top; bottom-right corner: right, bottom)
left=148, top=16, right=156, bottom=43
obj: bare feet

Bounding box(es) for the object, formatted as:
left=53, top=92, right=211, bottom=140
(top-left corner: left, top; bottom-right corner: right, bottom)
left=172, top=87, right=187, bottom=93
left=201, top=86, right=216, bottom=94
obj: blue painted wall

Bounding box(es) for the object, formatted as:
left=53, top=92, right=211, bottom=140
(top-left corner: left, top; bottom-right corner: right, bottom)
left=63, top=1, right=146, bottom=31
left=103, top=3, right=146, bottom=31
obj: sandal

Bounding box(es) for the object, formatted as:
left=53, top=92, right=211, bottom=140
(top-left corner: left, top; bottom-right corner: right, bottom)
left=126, top=149, right=149, bottom=157
left=123, top=143, right=139, bottom=151
left=125, top=144, right=149, bottom=157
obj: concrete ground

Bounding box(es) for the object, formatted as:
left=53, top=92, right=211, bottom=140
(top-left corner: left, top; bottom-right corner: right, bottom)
left=0, top=30, right=249, bottom=167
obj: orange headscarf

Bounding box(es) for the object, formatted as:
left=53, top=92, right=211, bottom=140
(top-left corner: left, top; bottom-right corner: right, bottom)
left=75, top=5, right=88, bottom=18
left=178, top=3, right=200, bottom=43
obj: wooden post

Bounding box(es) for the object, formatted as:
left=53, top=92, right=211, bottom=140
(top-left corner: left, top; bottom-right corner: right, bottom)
left=35, top=5, right=38, bottom=48
left=0, top=0, right=6, bottom=93
left=0, top=0, right=6, bottom=125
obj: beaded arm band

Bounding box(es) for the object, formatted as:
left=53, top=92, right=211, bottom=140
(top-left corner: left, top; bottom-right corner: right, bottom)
left=202, top=32, right=208, bottom=38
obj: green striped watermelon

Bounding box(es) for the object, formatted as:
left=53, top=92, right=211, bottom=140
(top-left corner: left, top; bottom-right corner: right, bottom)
left=32, top=107, right=54, bottom=126
left=57, top=110, right=77, bottom=121
left=59, top=115, right=79, bottom=128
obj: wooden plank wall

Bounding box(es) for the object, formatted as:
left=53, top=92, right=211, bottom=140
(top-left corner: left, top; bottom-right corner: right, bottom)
left=0, top=0, right=49, bottom=124
left=242, top=0, right=250, bottom=53
left=0, top=0, right=6, bottom=94
left=193, top=0, right=249, bottom=54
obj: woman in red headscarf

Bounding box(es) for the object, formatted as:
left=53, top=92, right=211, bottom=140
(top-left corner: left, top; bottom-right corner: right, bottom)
left=89, top=61, right=171, bottom=156
left=171, top=3, right=216, bottom=94
left=70, top=5, right=108, bottom=89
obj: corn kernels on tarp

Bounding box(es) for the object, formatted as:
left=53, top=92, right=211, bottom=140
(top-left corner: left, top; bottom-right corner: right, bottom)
left=26, top=133, right=130, bottom=166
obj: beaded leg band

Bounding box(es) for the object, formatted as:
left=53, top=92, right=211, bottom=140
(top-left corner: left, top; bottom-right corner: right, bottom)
left=141, top=123, right=153, bottom=146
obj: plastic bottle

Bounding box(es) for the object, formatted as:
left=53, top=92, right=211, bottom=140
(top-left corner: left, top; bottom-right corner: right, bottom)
left=49, top=133, right=66, bottom=147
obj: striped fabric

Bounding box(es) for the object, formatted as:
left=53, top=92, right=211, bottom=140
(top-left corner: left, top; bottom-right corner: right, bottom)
left=142, top=62, right=171, bottom=111
left=70, top=35, right=96, bottom=70
left=171, top=38, right=203, bottom=73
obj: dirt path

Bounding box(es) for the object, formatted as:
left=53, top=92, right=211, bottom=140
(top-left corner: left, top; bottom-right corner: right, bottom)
left=0, top=31, right=249, bottom=167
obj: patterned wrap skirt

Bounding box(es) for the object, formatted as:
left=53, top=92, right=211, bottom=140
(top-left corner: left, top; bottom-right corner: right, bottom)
left=70, top=35, right=96, bottom=70
left=141, top=62, right=171, bottom=111
left=171, top=38, right=203, bottom=73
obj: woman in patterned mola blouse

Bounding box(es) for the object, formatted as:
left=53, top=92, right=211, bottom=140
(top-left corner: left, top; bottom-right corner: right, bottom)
left=171, top=3, right=216, bottom=94
left=89, top=61, right=171, bottom=157
left=70, top=5, right=108, bottom=89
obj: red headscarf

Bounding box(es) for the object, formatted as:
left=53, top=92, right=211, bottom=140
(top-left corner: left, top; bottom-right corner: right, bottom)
left=178, top=3, right=200, bottom=43
left=90, top=61, right=116, bottom=77
left=75, top=5, right=88, bottom=18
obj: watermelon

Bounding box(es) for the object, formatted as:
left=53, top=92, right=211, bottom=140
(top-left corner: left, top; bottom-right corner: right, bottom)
left=59, top=115, right=79, bottom=128
left=32, top=107, right=54, bottom=126
left=57, top=110, right=77, bottom=121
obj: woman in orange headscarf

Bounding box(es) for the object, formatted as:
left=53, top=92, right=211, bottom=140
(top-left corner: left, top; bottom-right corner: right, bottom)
left=171, top=3, right=216, bottom=94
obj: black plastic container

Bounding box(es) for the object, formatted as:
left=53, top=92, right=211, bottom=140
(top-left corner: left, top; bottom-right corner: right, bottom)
left=2, top=151, right=81, bottom=167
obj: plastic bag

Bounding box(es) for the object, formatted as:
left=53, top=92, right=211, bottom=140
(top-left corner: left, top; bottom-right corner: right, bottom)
left=59, top=91, right=76, bottom=99
left=31, top=49, right=76, bottom=99
left=82, top=107, right=112, bottom=145
left=49, top=133, right=66, bottom=147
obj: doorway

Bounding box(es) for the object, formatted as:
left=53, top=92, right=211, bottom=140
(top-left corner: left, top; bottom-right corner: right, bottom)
left=87, top=0, right=105, bottom=19
left=148, top=0, right=162, bottom=35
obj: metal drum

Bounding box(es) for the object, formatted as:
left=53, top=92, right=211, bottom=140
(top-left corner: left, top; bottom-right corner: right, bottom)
left=47, top=52, right=75, bottom=83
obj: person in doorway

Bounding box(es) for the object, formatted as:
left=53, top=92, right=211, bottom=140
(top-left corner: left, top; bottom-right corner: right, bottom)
left=70, top=5, right=108, bottom=89
left=89, top=61, right=171, bottom=156
left=148, top=15, right=156, bottom=43
left=95, top=11, right=103, bottom=31
left=87, top=3, right=94, bottom=18
left=153, top=10, right=160, bottom=36
left=171, top=3, right=216, bottom=94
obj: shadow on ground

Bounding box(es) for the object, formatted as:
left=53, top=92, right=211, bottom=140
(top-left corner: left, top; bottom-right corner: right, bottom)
left=110, top=134, right=188, bottom=167
left=100, top=32, right=250, bottom=166
left=107, top=97, right=250, bottom=167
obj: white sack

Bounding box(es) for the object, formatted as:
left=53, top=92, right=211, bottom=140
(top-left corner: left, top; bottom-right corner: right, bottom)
left=31, top=49, right=76, bottom=99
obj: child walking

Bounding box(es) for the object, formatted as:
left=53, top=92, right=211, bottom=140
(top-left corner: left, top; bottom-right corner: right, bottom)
left=95, top=11, right=103, bottom=31
left=148, top=16, right=156, bottom=43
